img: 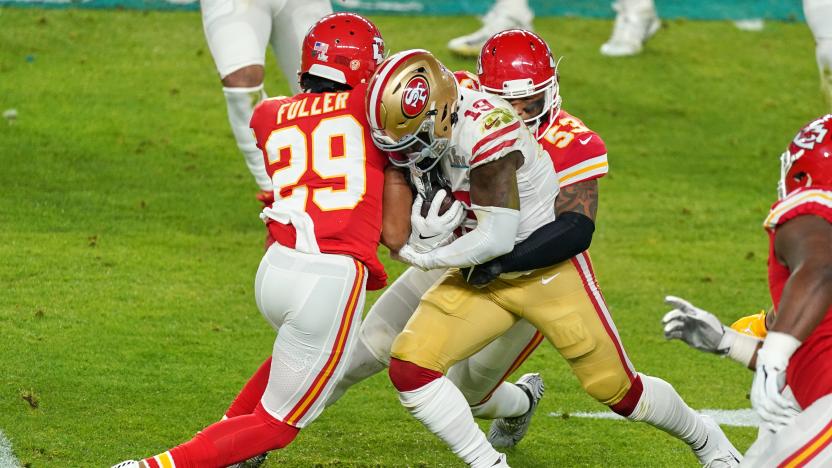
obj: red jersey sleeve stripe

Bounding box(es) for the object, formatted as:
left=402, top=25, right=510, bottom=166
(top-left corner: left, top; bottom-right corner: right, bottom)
left=470, top=121, right=521, bottom=157
left=471, top=138, right=518, bottom=166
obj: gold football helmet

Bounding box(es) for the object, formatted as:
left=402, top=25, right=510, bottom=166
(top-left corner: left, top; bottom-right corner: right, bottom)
left=366, top=49, right=458, bottom=171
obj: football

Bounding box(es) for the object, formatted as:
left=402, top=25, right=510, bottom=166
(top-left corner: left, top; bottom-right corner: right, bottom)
left=420, top=186, right=456, bottom=217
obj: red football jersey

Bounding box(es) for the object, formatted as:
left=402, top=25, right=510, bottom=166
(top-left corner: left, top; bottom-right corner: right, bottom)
left=537, top=110, right=609, bottom=187
left=250, top=83, right=388, bottom=290
left=763, top=187, right=832, bottom=408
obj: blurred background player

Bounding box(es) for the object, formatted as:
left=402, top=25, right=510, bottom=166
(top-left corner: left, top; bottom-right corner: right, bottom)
left=601, top=0, right=832, bottom=108
left=200, top=0, right=332, bottom=199
left=806, top=0, right=832, bottom=109
left=662, top=114, right=832, bottom=465
left=446, top=0, right=533, bottom=57
left=111, top=13, right=411, bottom=468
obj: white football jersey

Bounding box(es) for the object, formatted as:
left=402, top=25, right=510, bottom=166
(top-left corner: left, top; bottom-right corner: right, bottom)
left=440, top=86, right=559, bottom=242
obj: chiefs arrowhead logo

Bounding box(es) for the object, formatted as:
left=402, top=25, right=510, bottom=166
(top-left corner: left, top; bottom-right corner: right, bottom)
left=401, top=76, right=430, bottom=118
left=793, top=115, right=832, bottom=150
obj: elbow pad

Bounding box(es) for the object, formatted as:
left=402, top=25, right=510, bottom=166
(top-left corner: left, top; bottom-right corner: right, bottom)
left=497, top=211, right=595, bottom=273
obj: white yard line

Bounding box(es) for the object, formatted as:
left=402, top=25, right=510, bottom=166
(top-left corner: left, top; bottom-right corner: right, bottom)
left=549, top=408, right=761, bottom=427
left=0, top=429, right=21, bottom=468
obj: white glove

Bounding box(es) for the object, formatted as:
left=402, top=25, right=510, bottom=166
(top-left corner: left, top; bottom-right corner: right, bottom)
left=662, top=296, right=736, bottom=354
left=407, top=189, right=466, bottom=253
left=751, top=332, right=802, bottom=432
left=396, top=243, right=432, bottom=270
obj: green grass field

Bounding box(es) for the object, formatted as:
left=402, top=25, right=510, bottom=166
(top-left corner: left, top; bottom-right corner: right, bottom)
left=0, top=7, right=829, bottom=467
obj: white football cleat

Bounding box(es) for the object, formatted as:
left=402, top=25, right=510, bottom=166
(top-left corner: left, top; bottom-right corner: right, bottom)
left=111, top=461, right=140, bottom=468
left=447, top=0, right=534, bottom=57
left=487, top=373, right=545, bottom=448
left=600, top=1, right=661, bottom=57
left=694, top=415, right=742, bottom=467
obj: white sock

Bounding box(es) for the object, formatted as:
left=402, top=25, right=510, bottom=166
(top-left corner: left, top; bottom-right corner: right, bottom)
left=469, top=382, right=530, bottom=419
left=626, top=374, right=707, bottom=449
left=223, top=85, right=272, bottom=191
left=399, top=377, right=503, bottom=468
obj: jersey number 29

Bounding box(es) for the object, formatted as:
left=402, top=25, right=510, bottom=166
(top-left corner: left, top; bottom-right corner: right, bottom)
left=265, top=115, right=367, bottom=212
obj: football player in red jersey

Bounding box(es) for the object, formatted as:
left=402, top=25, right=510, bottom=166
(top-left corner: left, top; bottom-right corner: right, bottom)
left=662, top=115, right=832, bottom=465
left=112, top=13, right=412, bottom=468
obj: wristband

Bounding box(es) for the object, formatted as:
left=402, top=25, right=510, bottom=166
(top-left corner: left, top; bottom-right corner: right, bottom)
left=725, top=330, right=763, bottom=367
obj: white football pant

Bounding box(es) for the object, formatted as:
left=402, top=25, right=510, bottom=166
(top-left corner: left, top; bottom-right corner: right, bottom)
left=255, top=243, right=366, bottom=428
left=741, top=393, right=832, bottom=466
left=201, top=0, right=332, bottom=91
left=338, top=266, right=540, bottom=408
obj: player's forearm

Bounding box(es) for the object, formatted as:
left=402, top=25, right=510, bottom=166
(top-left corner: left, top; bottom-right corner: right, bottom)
left=770, top=263, right=832, bottom=342
left=411, top=205, right=519, bottom=269
left=491, top=212, right=594, bottom=273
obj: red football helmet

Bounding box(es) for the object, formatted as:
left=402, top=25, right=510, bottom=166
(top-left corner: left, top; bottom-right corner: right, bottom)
left=477, top=29, right=561, bottom=139
left=453, top=70, right=481, bottom=91
left=300, top=13, right=385, bottom=88
left=779, top=114, right=832, bottom=199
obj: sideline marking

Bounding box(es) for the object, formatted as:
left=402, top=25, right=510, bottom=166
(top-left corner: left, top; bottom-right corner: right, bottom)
left=0, top=429, right=21, bottom=468
left=549, top=408, right=761, bottom=427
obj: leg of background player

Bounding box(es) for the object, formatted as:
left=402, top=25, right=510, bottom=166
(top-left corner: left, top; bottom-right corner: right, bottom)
left=201, top=0, right=273, bottom=192
left=600, top=0, right=660, bottom=57
left=222, top=68, right=272, bottom=192
left=805, top=0, right=832, bottom=110
left=270, top=0, right=332, bottom=95
left=447, top=0, right=534, bottom=57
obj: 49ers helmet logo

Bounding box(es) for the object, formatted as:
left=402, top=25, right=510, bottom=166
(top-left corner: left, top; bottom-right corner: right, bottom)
left=401, top=76, right=430, bottom=118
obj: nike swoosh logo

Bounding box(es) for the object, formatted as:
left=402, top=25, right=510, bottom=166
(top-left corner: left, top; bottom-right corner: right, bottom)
left=579, top=136, right=592, bottom=145
left=484, top=119, right=499, bottom=130
left=541, top=273, right=560, bottom=285
left=418, top=233, right=439, bottom=240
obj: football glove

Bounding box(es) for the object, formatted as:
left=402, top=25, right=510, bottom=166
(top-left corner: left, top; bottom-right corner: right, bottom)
left=407, top=189, right=465, bottom=253
left=662, top=296, right=737, bottom=354
left=751, top=332, right=802, bottom=432
left=461, top=260, right=502, bottom=288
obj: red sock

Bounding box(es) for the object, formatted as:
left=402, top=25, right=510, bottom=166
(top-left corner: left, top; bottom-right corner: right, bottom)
left=388, top=358, right=442, bottom=392
left=147, top=403, right=299, bottom=468
left=225, top=357, right=272, bottom=418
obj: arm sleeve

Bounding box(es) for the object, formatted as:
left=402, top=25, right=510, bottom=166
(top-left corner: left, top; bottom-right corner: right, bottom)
left=415, top=205, right=520, bottom=270
left=494, top=211, right=595, bottom=273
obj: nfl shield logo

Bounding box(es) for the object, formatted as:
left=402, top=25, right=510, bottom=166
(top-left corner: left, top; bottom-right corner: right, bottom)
left=312, top=42, right=329, bottom=62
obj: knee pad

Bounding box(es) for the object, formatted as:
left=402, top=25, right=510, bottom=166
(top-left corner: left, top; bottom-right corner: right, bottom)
left=580, top=369, right=633, bottom=407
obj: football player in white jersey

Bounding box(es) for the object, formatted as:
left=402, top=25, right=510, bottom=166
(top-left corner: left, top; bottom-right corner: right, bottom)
left=368, top=48, right=557, bottom=467
left=365, top=46, right=742, bottom=467
left=200, top=0, right=332, bottom=199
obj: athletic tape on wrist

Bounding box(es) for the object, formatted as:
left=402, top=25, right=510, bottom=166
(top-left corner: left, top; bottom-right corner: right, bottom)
left=725, top=330, right=763, bottom=367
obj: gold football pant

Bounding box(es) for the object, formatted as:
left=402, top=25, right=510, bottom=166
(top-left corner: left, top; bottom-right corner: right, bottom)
left=390, top=251, right=638, bottom=407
